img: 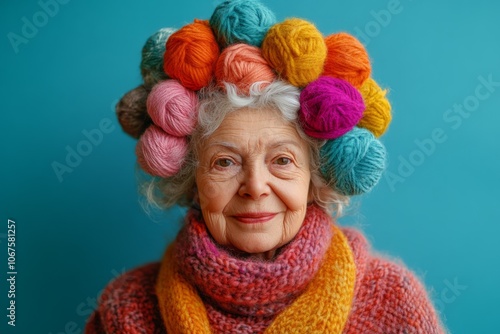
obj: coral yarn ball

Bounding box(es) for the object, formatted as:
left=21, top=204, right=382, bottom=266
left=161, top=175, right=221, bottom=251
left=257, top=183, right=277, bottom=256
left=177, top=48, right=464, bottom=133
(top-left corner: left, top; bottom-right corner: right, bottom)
left=136, top=125, right=188, bottom=178
left=323, top=32, right=371, bottom=89
left=147, top=80, right=198, bottom=137
left=209, top=0, right=276, bottom=47
left=215, top=44, right=276, bottom=94
left=141, top=27, right=176, bottom=88
left=320, top=127, right=386, bottom=196
left=299, top=76, right=365, bottom=139
left=116, top=85, right=152, bottom=139
left=358, top=78, right=392, bottom=137
left=163, top=20, right=220, bottom=91
left=262, top=18, right=327, bottom=87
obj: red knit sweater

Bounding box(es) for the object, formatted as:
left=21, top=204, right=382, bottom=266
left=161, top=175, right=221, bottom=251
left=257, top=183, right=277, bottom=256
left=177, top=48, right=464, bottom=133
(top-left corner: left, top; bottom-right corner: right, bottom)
left=85, top=226, right=445, bottom=333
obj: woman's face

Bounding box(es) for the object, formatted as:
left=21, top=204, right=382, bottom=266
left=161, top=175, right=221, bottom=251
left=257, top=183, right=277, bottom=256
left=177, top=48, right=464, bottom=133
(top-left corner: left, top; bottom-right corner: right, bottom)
left=195, top=107, right=311, bottom=259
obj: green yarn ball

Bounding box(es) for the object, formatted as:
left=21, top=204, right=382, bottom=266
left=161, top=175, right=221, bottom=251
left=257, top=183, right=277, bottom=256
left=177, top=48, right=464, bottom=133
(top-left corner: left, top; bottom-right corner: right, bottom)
left=209, top=0, right=276, bottom=48
left=141, top=27, right=176, bottom=88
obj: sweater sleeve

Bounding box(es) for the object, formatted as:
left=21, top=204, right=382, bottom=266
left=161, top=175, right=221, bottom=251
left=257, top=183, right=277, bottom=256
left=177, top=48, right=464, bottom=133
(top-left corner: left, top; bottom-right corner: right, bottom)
left=84, top=310, right=106, bottom=334
left=82, top=263, right=167, bottom=334
left=344, top=257, right=446, bottom=334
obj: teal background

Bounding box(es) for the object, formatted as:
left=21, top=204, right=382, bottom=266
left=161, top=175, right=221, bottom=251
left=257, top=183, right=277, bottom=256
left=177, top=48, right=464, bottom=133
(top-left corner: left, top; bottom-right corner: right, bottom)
left=1, top=0, right=499, bottom=333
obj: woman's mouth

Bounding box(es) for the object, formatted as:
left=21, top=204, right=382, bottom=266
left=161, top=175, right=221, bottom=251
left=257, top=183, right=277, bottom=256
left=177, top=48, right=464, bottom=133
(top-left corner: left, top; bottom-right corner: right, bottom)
left=232, top=212, right=277, bottom=224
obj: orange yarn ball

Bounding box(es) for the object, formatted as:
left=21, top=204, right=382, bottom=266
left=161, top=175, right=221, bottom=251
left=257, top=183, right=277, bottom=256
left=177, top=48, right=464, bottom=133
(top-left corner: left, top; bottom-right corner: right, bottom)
left=323, top=32, right=371, bottom=89
left=261, top=18, right=327, bottom=87
left=163, top=20, right=220, bottom=91
left=215, top=43, right=276, bottom=95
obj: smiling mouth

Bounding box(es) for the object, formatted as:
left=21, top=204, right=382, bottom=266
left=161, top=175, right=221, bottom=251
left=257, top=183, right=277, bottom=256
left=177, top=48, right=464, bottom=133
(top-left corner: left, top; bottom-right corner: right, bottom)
left=232, top=212, right=277, bottom=224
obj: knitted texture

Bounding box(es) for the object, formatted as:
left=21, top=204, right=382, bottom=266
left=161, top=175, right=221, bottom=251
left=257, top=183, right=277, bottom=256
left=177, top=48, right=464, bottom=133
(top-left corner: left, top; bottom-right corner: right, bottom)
left=85, top=263, right=165, bottom=334
left=262, top=18, right=327, bottom=87
left=156, top=244, right=212, bottom=333
left=264, top=212, right=356, bottom=334
left=85, top=212, right=445, bottom=334
left=157, top=205, right=355, bottom=333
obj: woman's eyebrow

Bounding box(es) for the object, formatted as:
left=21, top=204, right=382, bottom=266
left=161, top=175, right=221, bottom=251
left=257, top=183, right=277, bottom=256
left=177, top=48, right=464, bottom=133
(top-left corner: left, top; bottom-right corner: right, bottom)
left=207, top=139, right=303, bottom=150
left=207, top=140, right=301, bottom=150
left=268, top=140, right=302, bottom=150
left=206, top=141, right=238, bottom=149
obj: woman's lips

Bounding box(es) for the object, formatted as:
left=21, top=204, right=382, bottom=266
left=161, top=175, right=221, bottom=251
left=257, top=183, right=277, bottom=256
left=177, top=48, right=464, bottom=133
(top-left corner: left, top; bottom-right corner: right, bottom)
left=232, top=212, right=277, bottom=224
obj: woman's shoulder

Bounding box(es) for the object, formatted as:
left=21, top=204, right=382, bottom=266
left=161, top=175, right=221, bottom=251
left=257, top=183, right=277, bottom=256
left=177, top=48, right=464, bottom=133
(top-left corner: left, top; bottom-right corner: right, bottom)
left=84, top=262, right=166, bottom=334
left=339, top=226, right=445, bottom=334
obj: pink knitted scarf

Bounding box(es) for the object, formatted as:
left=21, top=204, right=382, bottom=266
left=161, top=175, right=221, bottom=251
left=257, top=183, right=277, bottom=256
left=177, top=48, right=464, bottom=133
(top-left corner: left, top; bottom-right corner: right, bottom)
left=173, top=205, right=334, bottom=333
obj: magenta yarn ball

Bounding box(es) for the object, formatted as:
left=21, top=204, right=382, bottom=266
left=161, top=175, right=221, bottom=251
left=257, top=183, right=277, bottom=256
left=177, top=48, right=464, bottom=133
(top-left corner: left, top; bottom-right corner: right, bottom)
left=299, top=76, right=365, bottom=139
left=147, top=80, right=198, bottom=137
left=136, top=125, right=188, bottom=177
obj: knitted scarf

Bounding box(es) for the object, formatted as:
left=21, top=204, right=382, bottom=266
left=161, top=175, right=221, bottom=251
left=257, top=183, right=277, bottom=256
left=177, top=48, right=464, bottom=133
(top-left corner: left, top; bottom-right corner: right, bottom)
left=156, top=205, right=357, bottom=334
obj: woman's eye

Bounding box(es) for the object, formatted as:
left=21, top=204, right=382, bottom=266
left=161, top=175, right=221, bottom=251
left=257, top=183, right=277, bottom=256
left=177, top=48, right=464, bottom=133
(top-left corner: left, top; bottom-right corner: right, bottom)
left=275, top=157, right=292, bottom=165
left=215, top=158, right=233, bottom=168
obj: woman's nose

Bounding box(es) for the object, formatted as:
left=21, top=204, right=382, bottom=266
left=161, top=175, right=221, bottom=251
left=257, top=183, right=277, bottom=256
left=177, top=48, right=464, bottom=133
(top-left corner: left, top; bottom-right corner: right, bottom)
left=238, top=164, right=270, bottom=200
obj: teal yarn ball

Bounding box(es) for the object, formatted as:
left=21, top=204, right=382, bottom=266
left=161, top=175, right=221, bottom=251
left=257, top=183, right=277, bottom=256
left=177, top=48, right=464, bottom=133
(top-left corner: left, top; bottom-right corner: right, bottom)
left=320, top=127, right=386, bottom=196
left=141, top=27, right=176, bottom=88
left=209, top=0, right=276, bottom=48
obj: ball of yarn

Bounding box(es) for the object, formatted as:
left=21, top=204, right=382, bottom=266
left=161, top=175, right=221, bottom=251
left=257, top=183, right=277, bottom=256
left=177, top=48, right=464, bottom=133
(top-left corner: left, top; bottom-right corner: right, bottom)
left=116, top=85, right=152, bottom=139
left=136, top=125, right=188, bottom=178
left=215, top=44, right=276, bottom=94
left=147, top=80, right=198, bottom=137
left=141, top=27, right=176, bottom=88
left=299, top=76, right=365, bottom=139
left=209, top=0, right=276, bottom=48
left=320, top=127, right=386, bottom=196
left=261, top=18, right=327, bottom=87
left=358, top=78, right=392, bottom=137
left=323, top=32, right=371, bottom=89
left=163, top=20, right=220, bottom=91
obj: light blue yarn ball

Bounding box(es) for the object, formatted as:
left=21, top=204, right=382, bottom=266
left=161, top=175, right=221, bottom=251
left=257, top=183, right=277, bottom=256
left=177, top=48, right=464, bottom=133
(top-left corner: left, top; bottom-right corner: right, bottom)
left=140, top=27, right=176, bottom=88
left=209, top=0, right=276, bottom=47
left=320, top=127, right=387, bottom=196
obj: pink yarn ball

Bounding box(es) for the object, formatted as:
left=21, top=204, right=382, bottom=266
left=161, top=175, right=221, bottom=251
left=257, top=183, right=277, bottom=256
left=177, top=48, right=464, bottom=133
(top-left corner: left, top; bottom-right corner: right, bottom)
left=136, top=125, right=188, bottom=177
left=147, top=80, right=198, bottom=136
left=215, top=43, right=276, bottom=95
left=299, top=76, right=365, bottom=139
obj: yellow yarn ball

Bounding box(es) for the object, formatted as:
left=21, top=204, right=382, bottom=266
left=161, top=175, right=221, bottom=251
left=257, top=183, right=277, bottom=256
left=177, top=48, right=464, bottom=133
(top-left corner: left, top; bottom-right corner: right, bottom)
left=358, top=78, right=392, bottom=137
left=261, top=18, right=327, bottom=87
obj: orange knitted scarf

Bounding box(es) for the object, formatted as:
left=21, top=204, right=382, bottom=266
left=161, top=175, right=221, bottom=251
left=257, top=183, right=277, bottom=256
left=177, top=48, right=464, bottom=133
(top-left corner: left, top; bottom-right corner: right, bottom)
left=156, top=212, right=356, bottom=334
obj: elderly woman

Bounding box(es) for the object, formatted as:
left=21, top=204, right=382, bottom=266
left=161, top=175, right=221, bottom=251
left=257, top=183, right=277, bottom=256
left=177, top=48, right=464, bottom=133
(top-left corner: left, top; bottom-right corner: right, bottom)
left=85, top=1, right=444, bottom=333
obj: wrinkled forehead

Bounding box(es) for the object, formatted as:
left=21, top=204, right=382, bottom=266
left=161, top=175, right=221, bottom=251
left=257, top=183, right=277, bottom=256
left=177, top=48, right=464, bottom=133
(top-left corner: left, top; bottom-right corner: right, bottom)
left=199, top=107, right=306, bottom=151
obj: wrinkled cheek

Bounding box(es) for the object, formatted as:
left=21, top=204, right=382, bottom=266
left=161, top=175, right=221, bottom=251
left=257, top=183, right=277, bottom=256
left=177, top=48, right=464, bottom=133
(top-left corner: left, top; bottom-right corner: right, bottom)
left=195, top=174, right=233, bottom=246
left=307, top=181, right=314, bottom=203
left=199, top=176, right=241, bottom=208
left=198, top=182, right=220, bottom=208
left=282, top=191, right=310, bottom=213
left=203, top=212, right=229, bottom=246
